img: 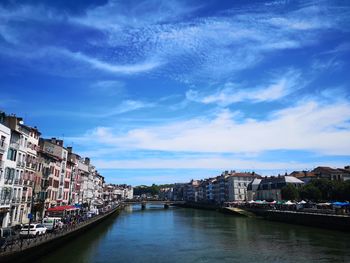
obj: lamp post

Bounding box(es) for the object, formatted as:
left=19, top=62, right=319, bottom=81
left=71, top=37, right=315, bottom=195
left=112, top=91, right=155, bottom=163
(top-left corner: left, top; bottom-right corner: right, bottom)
left=27, top=175, right=36, bottom=238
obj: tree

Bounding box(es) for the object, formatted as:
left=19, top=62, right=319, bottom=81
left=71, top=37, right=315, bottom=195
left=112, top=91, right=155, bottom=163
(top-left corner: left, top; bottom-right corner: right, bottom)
left=299, top=184, right=322, bottom=201
left=281, top=184, right=299, bottom=200
left=309, top=179, right=335, bottom=201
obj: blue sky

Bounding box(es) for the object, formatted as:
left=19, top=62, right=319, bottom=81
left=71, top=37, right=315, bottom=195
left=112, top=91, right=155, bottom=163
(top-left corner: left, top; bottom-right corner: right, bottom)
left=1, top=0, right=350, bottom=186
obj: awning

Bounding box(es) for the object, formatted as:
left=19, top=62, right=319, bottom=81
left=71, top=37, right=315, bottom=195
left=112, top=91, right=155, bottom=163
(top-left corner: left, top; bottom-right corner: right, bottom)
left=285, top=201, right=295, bottom=205
left=47, top=205, right=78, bottom=212
left=92, top=200, right=104, bottom=206
left=332, top=202, right=350, bottom=207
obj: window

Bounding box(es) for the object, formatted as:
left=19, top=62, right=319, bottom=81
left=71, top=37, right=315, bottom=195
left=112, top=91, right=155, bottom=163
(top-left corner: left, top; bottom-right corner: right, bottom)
left=0, top=136, right=5, bottom=148
left=7, top=148, right=17, bottom=161
left=4, top=168, right=15, bottom=183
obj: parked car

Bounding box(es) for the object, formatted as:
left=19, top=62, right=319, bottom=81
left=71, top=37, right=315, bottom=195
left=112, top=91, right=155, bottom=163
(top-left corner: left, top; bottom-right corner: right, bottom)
left=20, top=224, right=47, bottom=237
left=42, top=217, right=62, bottom=232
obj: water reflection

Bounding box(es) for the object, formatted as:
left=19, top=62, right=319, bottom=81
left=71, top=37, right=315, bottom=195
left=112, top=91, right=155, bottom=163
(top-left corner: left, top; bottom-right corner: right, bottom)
left=38, top=206, right=350, bottom=263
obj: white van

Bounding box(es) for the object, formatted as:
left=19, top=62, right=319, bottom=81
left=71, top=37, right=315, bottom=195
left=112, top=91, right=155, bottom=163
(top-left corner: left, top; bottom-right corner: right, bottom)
left=42, top=217, right=62, bottom=231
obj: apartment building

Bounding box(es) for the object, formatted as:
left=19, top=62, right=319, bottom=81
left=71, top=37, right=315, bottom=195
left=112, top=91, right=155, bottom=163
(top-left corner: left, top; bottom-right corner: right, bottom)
left=227, top=172, right=260, bottom=201
left=2, top=114, right=40, bottom=225
left=0, top=121, right=13, bottom=227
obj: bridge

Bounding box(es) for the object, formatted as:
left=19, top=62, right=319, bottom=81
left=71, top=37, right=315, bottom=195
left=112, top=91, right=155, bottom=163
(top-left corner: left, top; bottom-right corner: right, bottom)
left=122, top=200, right=185, bottom=209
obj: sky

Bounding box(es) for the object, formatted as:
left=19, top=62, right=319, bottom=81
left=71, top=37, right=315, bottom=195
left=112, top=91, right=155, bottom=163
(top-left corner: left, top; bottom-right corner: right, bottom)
left=1, top=0, right=350, bottom=186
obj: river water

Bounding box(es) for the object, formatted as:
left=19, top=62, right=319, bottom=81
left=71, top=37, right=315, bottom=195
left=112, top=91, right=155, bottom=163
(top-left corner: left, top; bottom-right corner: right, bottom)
left=38, top=205, right=350, bottom=263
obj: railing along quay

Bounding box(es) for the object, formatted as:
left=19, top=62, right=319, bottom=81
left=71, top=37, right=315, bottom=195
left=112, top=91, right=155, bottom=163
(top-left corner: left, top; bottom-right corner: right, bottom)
left=0, top=205, right=121, bottom=261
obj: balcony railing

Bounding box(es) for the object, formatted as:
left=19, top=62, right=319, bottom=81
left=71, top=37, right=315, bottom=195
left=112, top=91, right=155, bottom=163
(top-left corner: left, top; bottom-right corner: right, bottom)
left=16, top=161, right=26, bottom=168
left=4, top=179, right=14, bottom=185
left=14, top=178, right=24, bottom=185
left=10, top=141, right=20, bottom=150
left=11, top=197, right=21, bottom=204
left=0, top=199, right=11, bottom=206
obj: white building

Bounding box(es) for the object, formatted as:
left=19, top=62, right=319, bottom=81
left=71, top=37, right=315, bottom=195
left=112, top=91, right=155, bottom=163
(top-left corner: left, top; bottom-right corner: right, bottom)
left=227, top=172, right=259, bottom=201
left=78, top=157, right=94, bottom=206
left=0, top=122, right=14, bottom=227
left=2, top=115, right=38, bottom=225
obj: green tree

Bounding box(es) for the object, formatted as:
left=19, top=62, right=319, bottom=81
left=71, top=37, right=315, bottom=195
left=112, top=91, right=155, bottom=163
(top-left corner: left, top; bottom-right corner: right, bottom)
left=309, top=179, right=335, bottom=201
left=299, top=184, right=322, bottom=201
left=281, top=184, right=299, bottom=200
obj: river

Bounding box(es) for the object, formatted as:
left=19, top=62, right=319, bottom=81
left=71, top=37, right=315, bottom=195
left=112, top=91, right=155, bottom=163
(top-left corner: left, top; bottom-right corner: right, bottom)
left=37, top=205, right=350, bottom=263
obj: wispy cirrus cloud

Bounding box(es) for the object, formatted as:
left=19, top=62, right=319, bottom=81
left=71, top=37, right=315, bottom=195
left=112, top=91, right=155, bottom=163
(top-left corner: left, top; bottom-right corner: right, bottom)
left=90, top=80, right=125, bottom=96
left=66, top=51, right=163, bottom=74
left=0, top=1, right=348, bottom=81
left=186, top=69, right=302, bottom=105
left=31, top=99, right=155, bottom=118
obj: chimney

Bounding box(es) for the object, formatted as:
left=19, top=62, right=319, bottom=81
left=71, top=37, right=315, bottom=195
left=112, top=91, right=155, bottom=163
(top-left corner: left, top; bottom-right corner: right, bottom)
left=85, top=157, right=90, bottom=165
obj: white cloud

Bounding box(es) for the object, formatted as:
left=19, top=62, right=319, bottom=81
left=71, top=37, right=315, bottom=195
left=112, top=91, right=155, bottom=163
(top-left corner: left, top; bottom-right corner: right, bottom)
left=77, top=99, right=350, bottom=156
left=186, top=69, right=301, bottom=105
left=107, top=100, right=155, bottom=116
left=1, top=1, right=348, bottom=81
left=93, top=156, right=346, bottom=172
left=90, top=80, right=125, bottom=96
left=93, top=157, right=312, bottom=170
left=67, top=51, right=162, bottom=74
left=31, top=99, right=155, bottom=118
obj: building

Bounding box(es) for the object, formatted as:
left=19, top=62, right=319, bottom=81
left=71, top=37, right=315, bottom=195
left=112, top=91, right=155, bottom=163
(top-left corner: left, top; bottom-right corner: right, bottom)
left=92, top=173, right=104, bottom=209
left=37, top=147, right=61, bottom=212
left=66, top=148, right=81, bottom=205
left=39, top=138, right=69, bottom=207
left=172, top=183, right=185, bottom=201
left=227, top=172, right=260, bottom=201
left=185, top=180, right=201, bottom=202
left=246, top=178, right=262, bottom=201
left=256, top=176, right=304, bottom=201
left=0, top=121, right=13, bottom=227
left=103, top=184, right=133, bottom=201
left=205, top=178, right=215, bottom=202
left=312, top=166, right=350, bottom=181
left=289, top=170, right=316, bottom=184
left=2, top=114, right=40, bottom=225
left=159, top=187, right=173, bottom=200
left=78, top=157, right=94, bottom=207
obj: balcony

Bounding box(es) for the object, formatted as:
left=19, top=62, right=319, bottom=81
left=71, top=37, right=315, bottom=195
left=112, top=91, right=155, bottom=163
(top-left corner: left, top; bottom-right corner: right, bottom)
left=4, top=179, right=14, bottom=185
left=0, top=199, right=11, bottom=206
left=16, top=161, right=25, bottom=168
left=10, top=142, right=20, bottom=150
left=11, top=197, right=20, bottom=204
left=14, top=178, right=24, bottom=185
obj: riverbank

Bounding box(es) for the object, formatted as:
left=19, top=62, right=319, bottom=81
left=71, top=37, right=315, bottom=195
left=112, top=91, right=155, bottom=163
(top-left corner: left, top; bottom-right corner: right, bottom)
left=0, top=205, right=122, bottom=263
left=175, top=202, right=350, bottom=232
left=247, top=208, right=350, bottom=232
